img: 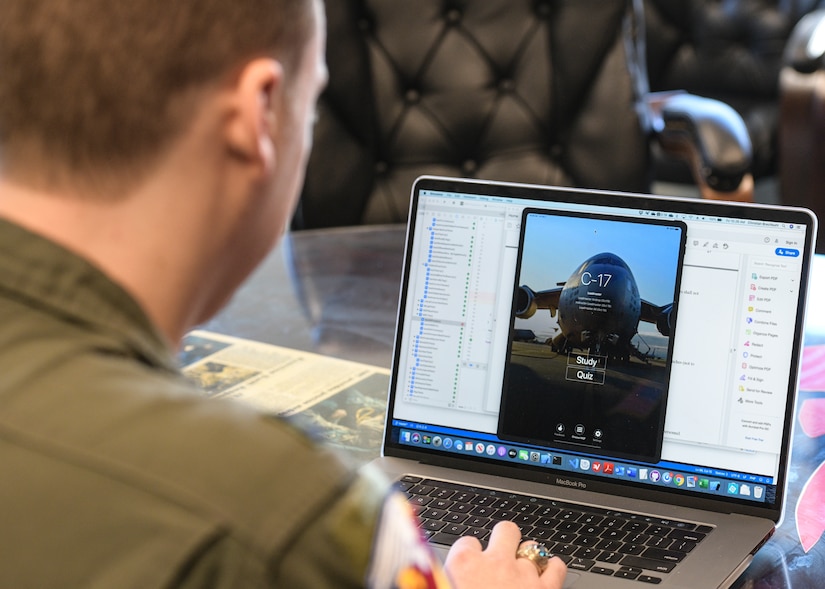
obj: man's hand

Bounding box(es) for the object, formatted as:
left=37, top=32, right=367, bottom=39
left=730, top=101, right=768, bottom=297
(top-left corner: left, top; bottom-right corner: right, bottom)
left=444, top=521, right=568, bottom=588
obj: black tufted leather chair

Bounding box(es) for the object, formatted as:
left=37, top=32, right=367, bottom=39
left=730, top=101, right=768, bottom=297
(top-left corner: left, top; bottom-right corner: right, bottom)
left=645, top=0, right=825, bottom=182
left=294, top=0, right=752, bottom=229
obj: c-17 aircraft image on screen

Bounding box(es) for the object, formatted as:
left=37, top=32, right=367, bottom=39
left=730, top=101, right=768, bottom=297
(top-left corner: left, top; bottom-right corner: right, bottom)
left=497, top=209, right=687, bottom=462
left=515, top=251, right=675, bottom=362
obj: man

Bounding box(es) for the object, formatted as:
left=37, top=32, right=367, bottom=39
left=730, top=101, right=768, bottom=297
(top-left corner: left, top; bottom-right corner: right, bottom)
left=0, top=0, right=566, bottom=587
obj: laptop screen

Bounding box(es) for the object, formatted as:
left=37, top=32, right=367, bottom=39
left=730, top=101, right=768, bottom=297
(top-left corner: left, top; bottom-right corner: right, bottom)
left=385, top=176, right=815, bottom=516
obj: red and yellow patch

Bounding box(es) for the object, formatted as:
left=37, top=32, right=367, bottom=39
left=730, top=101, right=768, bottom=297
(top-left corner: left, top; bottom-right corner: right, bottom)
left=367, top=492, right=453, bottom=589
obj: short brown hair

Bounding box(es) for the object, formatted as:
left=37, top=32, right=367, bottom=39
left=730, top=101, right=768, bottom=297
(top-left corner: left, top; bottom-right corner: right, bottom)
left=0, top=0, right=314, bottom=186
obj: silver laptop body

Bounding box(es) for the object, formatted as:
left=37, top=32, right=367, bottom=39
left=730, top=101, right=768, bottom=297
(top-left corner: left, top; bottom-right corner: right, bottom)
left=372, top=176, right=817, bottom=588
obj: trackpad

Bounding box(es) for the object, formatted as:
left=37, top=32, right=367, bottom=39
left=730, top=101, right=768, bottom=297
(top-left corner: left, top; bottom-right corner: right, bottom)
left=564, top=572, right=581, bottom=587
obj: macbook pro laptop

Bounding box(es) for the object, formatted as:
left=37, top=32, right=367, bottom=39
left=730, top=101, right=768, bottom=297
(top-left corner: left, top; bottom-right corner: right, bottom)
left=371, top=176, right=817, bottom=588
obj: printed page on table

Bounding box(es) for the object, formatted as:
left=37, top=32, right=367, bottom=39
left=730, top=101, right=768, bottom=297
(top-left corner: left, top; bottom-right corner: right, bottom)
left=181, top=330, right=390, bottom=465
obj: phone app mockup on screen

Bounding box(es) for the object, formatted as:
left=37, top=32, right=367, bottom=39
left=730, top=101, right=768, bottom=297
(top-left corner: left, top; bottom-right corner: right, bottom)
left=497, top=209, right=687, bottom=463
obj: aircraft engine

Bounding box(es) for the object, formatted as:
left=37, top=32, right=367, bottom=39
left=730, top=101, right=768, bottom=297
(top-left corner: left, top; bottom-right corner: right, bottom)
left=515, top=286, right=538, bottom=319
left=656, top=304, right=675, bottom=336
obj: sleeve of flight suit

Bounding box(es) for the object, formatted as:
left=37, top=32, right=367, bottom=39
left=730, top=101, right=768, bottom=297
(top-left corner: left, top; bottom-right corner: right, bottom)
left=275, top=464, right=455, bottom=589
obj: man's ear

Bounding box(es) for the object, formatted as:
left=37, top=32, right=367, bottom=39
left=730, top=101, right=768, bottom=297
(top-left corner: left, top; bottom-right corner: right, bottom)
left=224, top=58, right=284, bottom=167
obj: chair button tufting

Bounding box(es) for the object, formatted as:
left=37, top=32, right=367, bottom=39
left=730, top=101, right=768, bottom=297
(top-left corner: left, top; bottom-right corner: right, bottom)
left=445, top=8, right=462, bottom=25
left=462, top=159, right=478, bottom=174
left=535, top=0, right=551, bottom=19
left=375, top=161, right=388, bottom=174
left=405, top=88, right=421, bottom=104
left=498, top=78, right=515, bottom=93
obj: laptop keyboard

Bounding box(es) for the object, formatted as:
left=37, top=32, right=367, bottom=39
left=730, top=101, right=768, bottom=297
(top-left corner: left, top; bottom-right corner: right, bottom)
left=397, top=475, right=714, bottom=584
